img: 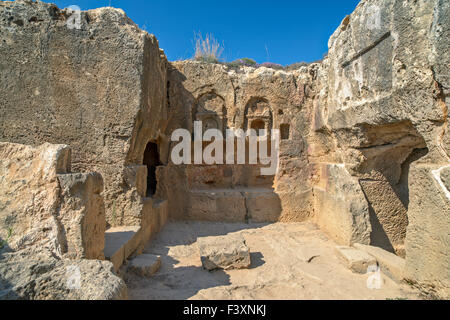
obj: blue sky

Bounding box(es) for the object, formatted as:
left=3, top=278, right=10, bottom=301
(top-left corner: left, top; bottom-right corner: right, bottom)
left=49, top=0, right=360, bottom=65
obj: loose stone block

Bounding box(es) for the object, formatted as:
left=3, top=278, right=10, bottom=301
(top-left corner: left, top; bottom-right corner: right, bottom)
left=198, top=234, right=251, bottom=271
left=128, top=254, right=161, bottom=277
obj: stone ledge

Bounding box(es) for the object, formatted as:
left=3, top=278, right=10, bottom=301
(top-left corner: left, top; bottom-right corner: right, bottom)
left=335, top=246, right=377, bottom=274
left=353, top=243, right=405, bottom=282
left=104, top=226, right=141, bottom=272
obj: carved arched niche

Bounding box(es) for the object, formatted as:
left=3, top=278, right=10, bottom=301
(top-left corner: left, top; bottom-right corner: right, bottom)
left=194, top=93, right=227, bottom=135
left=244, top=98, right=273, bottom=136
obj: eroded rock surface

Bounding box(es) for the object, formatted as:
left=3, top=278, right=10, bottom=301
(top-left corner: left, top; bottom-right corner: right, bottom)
left=164, top=61, right=318, bottom=223
left=354, top=243, right=405, bottom=282
left=0, top=250, right=127, bottom=300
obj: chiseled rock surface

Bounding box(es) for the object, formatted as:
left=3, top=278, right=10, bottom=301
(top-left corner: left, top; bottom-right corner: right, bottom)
left=313, top=164, right=371, bottom=246
left=403, top=164, right=450, bottom=299
left=0, top=0, right=448, bottom=300
left=198, top=234, right=251, bottom=271
left=104, top=226, right=142, bottom=272
left=165, top=60, right=319, bottom=223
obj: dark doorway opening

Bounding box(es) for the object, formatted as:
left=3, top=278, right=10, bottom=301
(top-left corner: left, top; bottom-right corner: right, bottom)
left=143, top=142, right=161, bottom=197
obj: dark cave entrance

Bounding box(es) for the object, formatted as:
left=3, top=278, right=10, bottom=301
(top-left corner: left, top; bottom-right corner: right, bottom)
left=143, top=142, right=161, bottom=197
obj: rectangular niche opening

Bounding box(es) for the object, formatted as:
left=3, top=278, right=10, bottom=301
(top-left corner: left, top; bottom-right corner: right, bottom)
left=280, top=124, right=290, bottom=140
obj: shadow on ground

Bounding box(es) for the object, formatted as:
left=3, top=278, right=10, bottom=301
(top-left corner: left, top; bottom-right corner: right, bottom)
left=125, top=221, right=269, bottom=300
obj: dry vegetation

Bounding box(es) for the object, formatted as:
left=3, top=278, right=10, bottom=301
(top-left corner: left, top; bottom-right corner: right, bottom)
left=192, top=33, right=318, bottom=71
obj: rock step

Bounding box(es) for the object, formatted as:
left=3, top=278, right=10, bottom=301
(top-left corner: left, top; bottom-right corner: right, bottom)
left=353, top=243, right=405, bottom=282
left=104, top=200, right=169, bottom=273
left=335, top=246, right=377, bottom=274
left=104, top=226, right=142, bottom=272
left=127, top=254, right=161, bottom=277
left=335, top=244, right=406, bottom=281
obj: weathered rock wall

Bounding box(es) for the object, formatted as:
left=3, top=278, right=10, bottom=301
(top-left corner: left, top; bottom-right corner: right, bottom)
left=164, top=61, right=320, bottom=222
left=314, top=0, right=449, bottom=298
left=0, top=0, right=169, bottom=227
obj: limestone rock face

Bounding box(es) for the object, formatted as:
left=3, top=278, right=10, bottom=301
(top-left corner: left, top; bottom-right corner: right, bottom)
left=403, top=164, right=450, bottom=298
left=313, top=0, right=449, bottom=298
left=198, top=234, right=251, bottom=271
left=314, top=164, right=371, bottom=246
left=164, top=61, right=320, bottom=222
left=104, top=226, right=141, bottom=272
left=0, top=0, right=169, bottom=228
left=354, top=243, right=405, bottom=283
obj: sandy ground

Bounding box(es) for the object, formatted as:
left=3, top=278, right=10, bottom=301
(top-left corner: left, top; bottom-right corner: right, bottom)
left=126, top=221, right=422, bottom=300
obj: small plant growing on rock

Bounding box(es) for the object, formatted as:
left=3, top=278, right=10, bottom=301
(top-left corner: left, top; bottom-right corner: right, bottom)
left=284, top=62, right=309, bottom=71
left=0, top=227, right=13, bottom=250
left=227, top=58, right=258, bottom=70
left=193, top=32, right=224, bottom=64
left=226, top=59, right=288, bottom=71
left=238, top=58, right=258, bottom=66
